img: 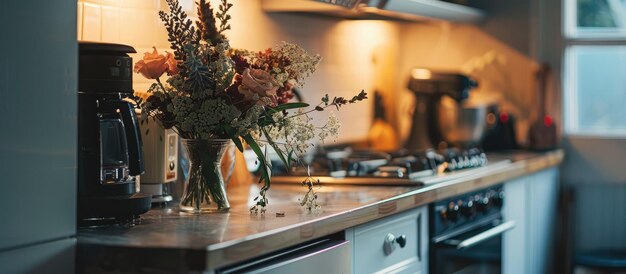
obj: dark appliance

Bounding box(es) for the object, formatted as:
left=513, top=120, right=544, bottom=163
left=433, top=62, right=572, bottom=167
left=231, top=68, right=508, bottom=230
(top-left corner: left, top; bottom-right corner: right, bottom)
left=527, top=64, right=557, bottom=151
left=481, top=105, right=518, bottom=151
left=406, top=68, right=479, bottom=151
left=78, top=42, right=151, bottom=223
left=430, top=185, right=514, bottom=274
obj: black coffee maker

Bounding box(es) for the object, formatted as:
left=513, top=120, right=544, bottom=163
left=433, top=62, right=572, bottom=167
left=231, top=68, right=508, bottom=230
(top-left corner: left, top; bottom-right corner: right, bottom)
left=405, top=68, right=478, bottom=151
left=78, top=42, right=151, bottom=222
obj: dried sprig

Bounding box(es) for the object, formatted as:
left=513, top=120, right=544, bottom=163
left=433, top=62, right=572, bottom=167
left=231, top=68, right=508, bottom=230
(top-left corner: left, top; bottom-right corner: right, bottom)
left=299, top=167, right=320, bottom=212
left=160, top=0, right=200, bottom=76
left=216, top=0, right=233, bottom=35
left=196, top=0, right=224, bottom=45
left=320, top=90, right=368, bottom=110
left=250, top=187, right=268, bottom=214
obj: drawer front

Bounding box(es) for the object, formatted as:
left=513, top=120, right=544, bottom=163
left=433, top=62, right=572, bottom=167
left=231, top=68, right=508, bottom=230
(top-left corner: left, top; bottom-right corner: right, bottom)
left=247, top=240, right=351, bottom=274
left=354, top=208, right=426, bottom=274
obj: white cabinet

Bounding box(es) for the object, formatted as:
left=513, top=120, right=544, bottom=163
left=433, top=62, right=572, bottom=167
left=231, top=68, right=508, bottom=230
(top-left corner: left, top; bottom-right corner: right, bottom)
left=503, top=175, right=530, bottom=274
left=348, top=206, right=428, bottom=274
left=527, top=168, right=559, bottom=274
left=219, top=239, right=352, bottom=274
left=503, top=167, right=559, bottom=274
left=244, top=241, right=352, bottom=274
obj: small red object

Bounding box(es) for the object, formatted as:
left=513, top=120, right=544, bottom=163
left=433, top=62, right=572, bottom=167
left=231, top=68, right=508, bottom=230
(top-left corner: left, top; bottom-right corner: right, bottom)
left=543, top=115, right=553, bottom=127
left=499, top=112, right=509, bottom=123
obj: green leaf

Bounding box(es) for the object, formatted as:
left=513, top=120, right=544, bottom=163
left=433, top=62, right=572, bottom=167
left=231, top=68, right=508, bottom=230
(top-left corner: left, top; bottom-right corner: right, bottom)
left=242, top=134, right=271, bottom=190
left=288, top=150, right=295, bottom=165
left=231, top=137, right=244, bottom=152
left=267, top=102, right=309, bottom=113
left=222, top=124, right=244, bottom=151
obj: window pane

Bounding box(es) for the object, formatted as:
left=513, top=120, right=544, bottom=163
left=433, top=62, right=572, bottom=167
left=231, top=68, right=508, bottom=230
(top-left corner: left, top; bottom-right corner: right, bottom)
left=565, top=46, right=626, bottom=135
left=567, top=0, right=626, bottom=38
left=578, top=0, right=617, bottom=28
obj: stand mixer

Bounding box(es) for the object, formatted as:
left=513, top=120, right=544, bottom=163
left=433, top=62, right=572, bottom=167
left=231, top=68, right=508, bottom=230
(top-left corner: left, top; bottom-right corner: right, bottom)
left=405, top=68, right=480, bottom=151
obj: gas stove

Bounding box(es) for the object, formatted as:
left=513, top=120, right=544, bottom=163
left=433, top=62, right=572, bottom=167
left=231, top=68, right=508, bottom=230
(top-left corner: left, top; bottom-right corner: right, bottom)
left=270, top=147, right=511, bottom=186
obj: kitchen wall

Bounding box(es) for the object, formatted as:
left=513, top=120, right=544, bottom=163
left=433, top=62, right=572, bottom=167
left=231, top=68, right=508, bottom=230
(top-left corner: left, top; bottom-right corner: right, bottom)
left=77, top=0, right=404, bottom=143
left=77, top=0, right=541, bottom=145
left=395, top=22, right=538, bottom=143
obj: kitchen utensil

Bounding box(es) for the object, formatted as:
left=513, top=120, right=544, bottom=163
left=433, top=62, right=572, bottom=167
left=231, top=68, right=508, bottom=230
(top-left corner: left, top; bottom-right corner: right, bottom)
left=78, top=42, right=151, bottom=223
left=437, top=97, right=494, bottom=148
left=405, top=68, right=481, bottom=150
left=368, top=91, right=399, bottom=152
left=528, top=64, right=557, bottom=151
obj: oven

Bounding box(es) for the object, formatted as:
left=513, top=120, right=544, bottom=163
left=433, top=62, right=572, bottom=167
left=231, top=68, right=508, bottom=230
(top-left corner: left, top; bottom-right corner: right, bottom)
left=430, top=185, right=514, bottom=274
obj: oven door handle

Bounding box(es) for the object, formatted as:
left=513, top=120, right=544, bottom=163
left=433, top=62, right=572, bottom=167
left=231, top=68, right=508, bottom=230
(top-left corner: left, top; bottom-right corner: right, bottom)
left=445, top=220, right=515, bottom=250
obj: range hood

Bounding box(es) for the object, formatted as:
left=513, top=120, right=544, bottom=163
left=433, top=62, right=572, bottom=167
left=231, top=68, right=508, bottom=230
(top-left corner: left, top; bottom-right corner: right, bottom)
left=262, top=0, right=485, bottom=23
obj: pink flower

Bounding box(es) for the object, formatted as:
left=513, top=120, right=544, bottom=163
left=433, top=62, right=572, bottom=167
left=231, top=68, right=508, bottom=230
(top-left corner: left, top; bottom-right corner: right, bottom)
left=238, top=68, right=279, bottom=105
left=134, top=47, right=178, bottom=79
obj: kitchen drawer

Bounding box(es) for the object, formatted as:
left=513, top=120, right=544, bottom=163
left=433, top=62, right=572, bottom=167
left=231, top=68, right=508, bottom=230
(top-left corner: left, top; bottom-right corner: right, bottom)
left=352, top=207, right=428, bottom=274
left=219, top=236, right=351, bottom=274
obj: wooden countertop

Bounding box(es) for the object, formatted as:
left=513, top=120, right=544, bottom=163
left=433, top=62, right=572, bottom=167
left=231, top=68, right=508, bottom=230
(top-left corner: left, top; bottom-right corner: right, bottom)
left=77, top=149, right=563, bottom=272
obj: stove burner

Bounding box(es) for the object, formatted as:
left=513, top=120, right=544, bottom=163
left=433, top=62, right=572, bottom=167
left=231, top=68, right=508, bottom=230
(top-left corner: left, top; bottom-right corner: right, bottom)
left=271, top=147, right=494, bottom=185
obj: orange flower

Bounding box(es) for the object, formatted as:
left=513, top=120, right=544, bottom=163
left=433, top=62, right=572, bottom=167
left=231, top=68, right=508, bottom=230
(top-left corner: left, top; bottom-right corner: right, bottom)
left=165, top=52, right=179, bottom=76
left=134, top=47, right=177, bottom=79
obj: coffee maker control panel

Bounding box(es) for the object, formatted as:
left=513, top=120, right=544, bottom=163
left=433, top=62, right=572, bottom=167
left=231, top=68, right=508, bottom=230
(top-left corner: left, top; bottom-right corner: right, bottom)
left=166, top=132, right=178, bottom=181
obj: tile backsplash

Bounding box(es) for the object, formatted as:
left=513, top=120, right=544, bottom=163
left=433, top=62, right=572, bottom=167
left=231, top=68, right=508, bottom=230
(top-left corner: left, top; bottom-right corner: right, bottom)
left=76, top=0, right=398, bottom=142
left=77, top=0, right=539, bottom=144
left=78, top=0, right=173, bottom=98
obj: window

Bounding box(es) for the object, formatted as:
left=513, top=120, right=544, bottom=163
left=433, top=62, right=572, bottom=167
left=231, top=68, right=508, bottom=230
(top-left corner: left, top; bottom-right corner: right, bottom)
left=564, top=0, right=626, bottom=135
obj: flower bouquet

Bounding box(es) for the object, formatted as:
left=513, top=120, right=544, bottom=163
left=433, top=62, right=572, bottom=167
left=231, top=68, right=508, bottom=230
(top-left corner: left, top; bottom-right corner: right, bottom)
left=134, top=0, right=367, bottom=213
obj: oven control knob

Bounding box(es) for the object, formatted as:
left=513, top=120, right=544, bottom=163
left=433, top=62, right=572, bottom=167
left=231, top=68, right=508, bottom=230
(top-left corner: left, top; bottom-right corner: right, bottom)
left=460, top=200, right=475, bottom=218
left=447, top=203, right=459, bottom=222
left=476, top=197, right=490, bottom=213
left=492, top=192, right=504, bottom=207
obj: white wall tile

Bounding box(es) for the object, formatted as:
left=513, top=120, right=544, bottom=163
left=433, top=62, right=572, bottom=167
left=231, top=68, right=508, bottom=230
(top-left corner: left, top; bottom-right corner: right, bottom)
left=120, top=0, right=160, bottom=10
left=77, top=2, right=84, bottom=39
left=154, top=16, right=170, bottom=48
left=82, top=3, right=102, bottom=41
left=101, top=6, right=120, bottom=42
left=119, top=9, right=156, bottom=48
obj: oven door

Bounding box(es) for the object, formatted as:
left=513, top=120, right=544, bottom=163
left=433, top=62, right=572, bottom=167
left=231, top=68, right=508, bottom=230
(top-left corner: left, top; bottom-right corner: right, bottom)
left=432, top=220, right=515, bottom=274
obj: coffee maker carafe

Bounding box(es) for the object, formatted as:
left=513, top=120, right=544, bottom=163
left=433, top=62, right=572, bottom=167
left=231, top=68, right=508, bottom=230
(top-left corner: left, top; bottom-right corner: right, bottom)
left=405, top=68, right=479, bottom=151
left=78, top=42, right=151, bottom=222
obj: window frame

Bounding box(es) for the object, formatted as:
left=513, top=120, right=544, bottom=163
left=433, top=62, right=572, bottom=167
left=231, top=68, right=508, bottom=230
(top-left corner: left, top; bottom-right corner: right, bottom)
left=562, top=0, right=626, bottom=136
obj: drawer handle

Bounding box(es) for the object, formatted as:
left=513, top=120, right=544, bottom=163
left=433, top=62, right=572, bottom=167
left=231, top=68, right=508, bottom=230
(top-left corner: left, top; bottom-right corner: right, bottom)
left=383, top=233, right=407, bottom=255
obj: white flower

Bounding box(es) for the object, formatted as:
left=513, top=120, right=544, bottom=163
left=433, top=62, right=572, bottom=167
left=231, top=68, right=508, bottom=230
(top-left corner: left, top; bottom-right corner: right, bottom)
left=318, top=112, right=340, bottom=144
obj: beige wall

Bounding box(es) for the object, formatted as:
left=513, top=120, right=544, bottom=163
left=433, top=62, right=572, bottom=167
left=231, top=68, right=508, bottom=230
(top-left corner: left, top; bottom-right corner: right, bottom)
left=396, top=22, right=538, bottom=143
left=77, top=0, right=403, bottom=143
left=77, top=0, right=537, bottom=144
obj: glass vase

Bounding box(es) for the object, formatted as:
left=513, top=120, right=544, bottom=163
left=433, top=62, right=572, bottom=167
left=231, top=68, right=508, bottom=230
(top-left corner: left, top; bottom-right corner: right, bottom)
left=179, top=139, right=231, bottom=213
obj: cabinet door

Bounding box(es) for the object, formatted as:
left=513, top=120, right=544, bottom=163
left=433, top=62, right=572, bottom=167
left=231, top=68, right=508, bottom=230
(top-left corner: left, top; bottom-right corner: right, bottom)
left=0, top=1, right=77, bottom=250
left=502, top=176, right=529, bottom=274
left=503, top=167, right=560, bottom=274
left=221, top=240, right=352, bottom=274
left=352, top=206, right=428, bottom=274
left=528, top=168, right=559, bottom=274
left=0, top=238, right=75, bottom=274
